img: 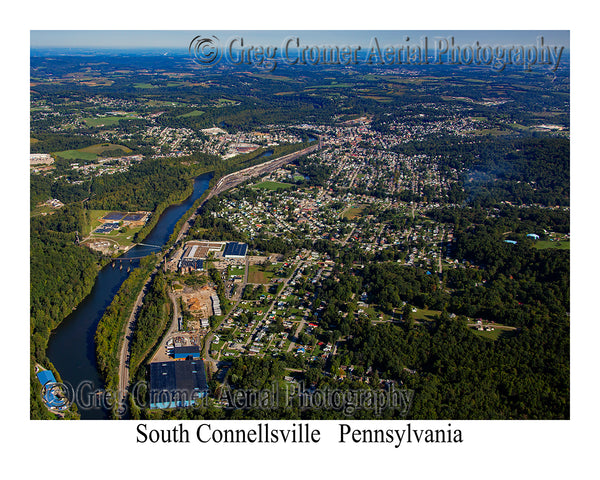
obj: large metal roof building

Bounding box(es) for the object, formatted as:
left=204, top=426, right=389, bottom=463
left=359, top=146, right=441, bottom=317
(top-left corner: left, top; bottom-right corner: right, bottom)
left=149, top=359, right=209, bottom=409
left=223, top=242, right=248, bottom=258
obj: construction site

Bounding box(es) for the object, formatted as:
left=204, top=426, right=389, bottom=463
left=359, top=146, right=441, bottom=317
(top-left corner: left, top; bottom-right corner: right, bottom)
left=150, top=280, right=219, bottom=363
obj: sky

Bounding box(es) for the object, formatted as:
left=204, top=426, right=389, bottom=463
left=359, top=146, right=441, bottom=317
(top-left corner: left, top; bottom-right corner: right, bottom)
left=30, top=30, right=570, bottom=50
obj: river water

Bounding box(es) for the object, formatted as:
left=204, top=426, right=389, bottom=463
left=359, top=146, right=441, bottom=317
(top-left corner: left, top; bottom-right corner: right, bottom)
left=46, top=172, right=212, bottom=419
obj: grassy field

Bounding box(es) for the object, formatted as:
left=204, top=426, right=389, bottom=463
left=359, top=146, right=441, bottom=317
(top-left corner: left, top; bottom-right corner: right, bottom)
left=177, top=110, right=205, bottom=118
left=54, top=143, right=132, bottom=161
left=412, top=308, right=442, bottom=322
left=80, top=143, right=132, bottom=155
left=252, top=181, right=293, bottom=191
left=471, top=328, right=518, bottom=341
left=133, top=83, right=158, bottom=89
left=229, top=266, right=245, bottom=276
left=248, top=263, right=282, bottom=284
left=342, top=205, right=365, bottom=220
left=145, top=99, right=185, bottom=107
left=533, top=240, right=570, bottom=250
left=53, top=150, right=97, bottom=161
left=216, top=98, right=239, bottom=106
left=83, top=116, right=137, bottom=127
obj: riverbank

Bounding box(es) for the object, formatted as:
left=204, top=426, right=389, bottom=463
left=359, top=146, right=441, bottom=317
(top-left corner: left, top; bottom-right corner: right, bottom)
left=45, top=173, right=213, bottom=419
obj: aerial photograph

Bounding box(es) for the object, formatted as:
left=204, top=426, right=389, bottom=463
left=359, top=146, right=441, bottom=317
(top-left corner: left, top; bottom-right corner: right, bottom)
left=30, top=30, right=570, bottom=423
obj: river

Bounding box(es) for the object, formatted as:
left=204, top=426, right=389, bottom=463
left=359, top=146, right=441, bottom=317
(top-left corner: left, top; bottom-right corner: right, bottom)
left=46, top=172, right=212, bottom=419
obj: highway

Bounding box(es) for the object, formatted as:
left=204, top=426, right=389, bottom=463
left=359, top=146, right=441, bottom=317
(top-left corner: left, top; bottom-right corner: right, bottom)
left=116, top=140, right=321, bottom=416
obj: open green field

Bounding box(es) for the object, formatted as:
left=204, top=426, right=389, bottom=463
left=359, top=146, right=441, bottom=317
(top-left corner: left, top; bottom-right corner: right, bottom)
left=342, top=205, right=365, bottom=220
left=145, top=99, right=185, bottom=107
left=413, top=308, right=442, bottom=322
left=533, top=240, right=570, bottom=250
left=85, top=209, right=111, bottom=235
left=133, top=83, right=158, bottom=89
left=54, top=143, right=132, bottom=161
left=83, top=116, right=138, bottom=127
left=248, top=263, right=283, bottom=284
left=53, top=150, right=97, bottom=161
left=84, top=116, right=121, bottom=127
left=216, top=98, right=239, bottom=106
left=252, top=181, right=293, bottom=191
left=177, top=110, right=205, bottom=118
left=80, top=143, right=132, bottom=155
left=471, top=327, right=518, bottom=341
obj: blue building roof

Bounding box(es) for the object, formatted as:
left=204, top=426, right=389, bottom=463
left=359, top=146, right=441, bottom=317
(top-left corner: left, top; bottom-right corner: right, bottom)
left=171, top=346, right=201, bottom=358
left=36, top=370, right=56, bottom=386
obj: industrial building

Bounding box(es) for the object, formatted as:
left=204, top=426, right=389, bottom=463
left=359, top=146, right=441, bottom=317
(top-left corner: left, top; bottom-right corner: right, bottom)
left=179, top=243, right=205, bottom=271
left=171, top=346, right=201, bottom=359
left=178, top=242, right=222, bottom=271
left=180, top=257, right=204, bottom=270
left=149, top=359, right=209, bottom=409
left=223, top=242, right=248, bottom=259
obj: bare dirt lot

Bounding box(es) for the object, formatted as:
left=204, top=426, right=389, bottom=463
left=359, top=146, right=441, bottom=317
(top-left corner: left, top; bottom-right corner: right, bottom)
left=181, top=284, right=216, bottom=319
